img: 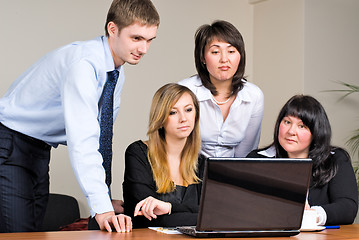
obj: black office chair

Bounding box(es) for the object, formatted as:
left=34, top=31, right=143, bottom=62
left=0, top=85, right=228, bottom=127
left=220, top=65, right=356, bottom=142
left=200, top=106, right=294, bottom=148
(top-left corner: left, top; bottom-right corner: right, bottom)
left=41, top=193, right=80, bottom=231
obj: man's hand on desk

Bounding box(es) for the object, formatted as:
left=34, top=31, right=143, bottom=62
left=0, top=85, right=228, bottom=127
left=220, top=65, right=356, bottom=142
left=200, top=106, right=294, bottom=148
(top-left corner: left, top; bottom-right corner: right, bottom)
left=95, top=211, right=132, bottom=233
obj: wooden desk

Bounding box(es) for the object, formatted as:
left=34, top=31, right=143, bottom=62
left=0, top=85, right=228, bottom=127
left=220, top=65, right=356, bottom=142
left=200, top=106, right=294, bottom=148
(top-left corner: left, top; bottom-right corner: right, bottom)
left=0, top=225, right=358, bottom=240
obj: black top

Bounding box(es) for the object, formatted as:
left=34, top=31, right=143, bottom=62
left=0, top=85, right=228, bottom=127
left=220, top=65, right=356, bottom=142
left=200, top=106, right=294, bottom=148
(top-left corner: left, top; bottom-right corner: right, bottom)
left=247, top=147, right=358, bottom=225
left=123, top=140, right=206, bottom=228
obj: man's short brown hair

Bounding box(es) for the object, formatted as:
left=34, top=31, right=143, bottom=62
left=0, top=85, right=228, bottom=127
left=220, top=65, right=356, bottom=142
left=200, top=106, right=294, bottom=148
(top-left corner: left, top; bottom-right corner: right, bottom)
left=105, top=0, right=160, bottom=36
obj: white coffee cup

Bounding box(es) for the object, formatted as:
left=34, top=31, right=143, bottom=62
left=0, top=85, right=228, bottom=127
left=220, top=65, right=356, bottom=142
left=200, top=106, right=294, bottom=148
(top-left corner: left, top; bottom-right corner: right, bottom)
left=301, top=210, right=318, bottom=229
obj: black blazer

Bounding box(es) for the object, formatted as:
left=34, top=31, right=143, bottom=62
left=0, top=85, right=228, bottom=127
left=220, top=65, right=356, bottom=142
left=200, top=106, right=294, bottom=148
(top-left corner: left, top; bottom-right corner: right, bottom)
left=123, top=140, right=205, bottom=228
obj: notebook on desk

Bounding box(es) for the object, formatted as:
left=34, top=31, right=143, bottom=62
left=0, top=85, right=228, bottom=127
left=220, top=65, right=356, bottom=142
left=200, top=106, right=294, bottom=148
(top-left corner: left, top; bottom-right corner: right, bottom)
left=176, top=157, right=312, bottom=238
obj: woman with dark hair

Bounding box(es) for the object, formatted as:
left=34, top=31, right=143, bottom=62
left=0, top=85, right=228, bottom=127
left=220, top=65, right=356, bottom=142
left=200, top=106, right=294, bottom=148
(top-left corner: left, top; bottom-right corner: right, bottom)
left=247, top=95, right=358, bottom=226
left=123, top=83, right=205, bottom=228
left=179, top=20, right=264, bottom=158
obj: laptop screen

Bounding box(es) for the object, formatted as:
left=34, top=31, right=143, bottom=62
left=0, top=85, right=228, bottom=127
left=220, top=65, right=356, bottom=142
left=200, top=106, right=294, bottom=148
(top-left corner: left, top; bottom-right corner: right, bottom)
left=197, top=158, right=312, bottom=231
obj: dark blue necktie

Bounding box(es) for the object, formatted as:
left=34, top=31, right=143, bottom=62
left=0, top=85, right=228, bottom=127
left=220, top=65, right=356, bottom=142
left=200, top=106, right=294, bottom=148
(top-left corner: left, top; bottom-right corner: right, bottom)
left=99, top=70, right=119, bottom=188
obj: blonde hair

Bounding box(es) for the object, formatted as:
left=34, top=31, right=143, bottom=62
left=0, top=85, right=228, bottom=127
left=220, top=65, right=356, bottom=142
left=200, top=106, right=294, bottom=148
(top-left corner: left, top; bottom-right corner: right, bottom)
left=147, top=83, right=201, bottom=194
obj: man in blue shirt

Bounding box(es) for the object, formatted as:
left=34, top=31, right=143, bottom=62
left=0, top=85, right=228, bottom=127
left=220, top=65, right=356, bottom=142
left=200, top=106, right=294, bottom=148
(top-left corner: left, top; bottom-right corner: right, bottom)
left=0, top=0, right=159, bottom=233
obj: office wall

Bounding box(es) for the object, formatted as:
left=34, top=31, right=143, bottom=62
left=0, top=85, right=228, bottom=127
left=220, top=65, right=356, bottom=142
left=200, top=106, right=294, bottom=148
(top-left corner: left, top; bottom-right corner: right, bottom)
left=252, top=0, right=305, bottom=146
left=304, top=0, right=359, bottom=163
left=303, top=1, right=359, bottom=222
left=252, top=0, right=359, bottom=161
left=1, top=0, right=358, bottom=219
left=0, top=0, right=253, bottom=217
left=252, top=0, right=359, bottom=222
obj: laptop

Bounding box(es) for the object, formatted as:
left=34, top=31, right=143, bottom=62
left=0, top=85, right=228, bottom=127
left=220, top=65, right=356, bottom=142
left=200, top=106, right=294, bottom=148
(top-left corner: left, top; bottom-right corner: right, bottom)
left=177, top=157, right=312, bottom=238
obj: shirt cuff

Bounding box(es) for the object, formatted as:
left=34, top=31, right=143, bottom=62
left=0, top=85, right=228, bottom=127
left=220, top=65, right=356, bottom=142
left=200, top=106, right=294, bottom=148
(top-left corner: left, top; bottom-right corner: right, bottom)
left=88, top=192, right=114, bottom=217
left=311, top=206, right=327, bottom=226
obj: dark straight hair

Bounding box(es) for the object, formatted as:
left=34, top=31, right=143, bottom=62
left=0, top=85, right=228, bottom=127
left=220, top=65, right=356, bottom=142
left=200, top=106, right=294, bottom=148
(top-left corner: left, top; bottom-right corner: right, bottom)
left=273, top=95, right=338, bottom=187
left=194, top=20, right=246, bottom=96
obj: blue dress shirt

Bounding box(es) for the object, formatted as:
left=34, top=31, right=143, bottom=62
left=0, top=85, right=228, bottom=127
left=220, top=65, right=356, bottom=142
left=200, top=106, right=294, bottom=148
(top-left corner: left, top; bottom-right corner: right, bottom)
left=0, top=36, right=125, bottom=216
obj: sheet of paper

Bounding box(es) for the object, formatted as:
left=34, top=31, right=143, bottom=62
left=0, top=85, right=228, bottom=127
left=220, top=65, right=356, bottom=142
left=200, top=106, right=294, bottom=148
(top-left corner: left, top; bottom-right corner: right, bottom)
left=148, top=227, right=182, bottom=234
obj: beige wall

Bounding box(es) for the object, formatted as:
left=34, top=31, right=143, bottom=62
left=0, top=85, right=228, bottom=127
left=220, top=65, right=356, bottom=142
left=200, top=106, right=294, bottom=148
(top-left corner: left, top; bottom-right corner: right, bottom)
left=303, top=0, right=359, bottom=164
left=252, top=0, right=359, bottom=161
left=1, top=0, right=358, bottom=218
left=252, top=0, right=359, bottom=222
left=252, top=0, right=305, bottom=146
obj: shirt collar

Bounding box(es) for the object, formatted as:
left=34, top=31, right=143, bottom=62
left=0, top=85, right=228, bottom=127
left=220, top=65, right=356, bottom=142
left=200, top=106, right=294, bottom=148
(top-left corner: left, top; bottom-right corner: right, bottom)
left=194, top=77, right=253, bottom=103
left=236, top=80, right=252, bottom=103
left=191, top=76, right=253, bottom=105
left=191, top=76, right=213, bottom=101
left=257, top=146, right=276, bottom=157
left=101, top=35, right=118, bottom=72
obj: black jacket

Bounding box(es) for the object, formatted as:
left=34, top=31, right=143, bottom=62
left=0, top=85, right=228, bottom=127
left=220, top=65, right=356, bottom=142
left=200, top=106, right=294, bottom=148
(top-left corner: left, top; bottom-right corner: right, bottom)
left=123, top=140, right=205, bottom=228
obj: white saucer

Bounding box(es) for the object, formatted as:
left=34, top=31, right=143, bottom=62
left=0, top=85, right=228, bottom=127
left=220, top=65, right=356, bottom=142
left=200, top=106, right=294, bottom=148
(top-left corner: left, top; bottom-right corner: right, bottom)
left=300, top=226, right=325, bottom=232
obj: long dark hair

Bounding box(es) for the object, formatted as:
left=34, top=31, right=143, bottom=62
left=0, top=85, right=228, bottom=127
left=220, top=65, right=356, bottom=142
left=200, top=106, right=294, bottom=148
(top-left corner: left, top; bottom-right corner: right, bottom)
left=272, top=95, right=338, bottom=187
left=194, top=20, right=246, bottom=96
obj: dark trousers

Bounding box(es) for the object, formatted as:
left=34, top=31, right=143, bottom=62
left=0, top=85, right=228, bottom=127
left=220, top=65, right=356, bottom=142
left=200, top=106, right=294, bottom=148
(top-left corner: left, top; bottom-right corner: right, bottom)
left=0, top=123, right=51, bottom=232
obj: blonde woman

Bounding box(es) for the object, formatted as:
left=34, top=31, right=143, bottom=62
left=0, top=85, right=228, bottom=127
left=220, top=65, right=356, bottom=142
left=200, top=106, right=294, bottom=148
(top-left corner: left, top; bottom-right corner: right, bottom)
left=123, top=83, right=205, bottom=228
